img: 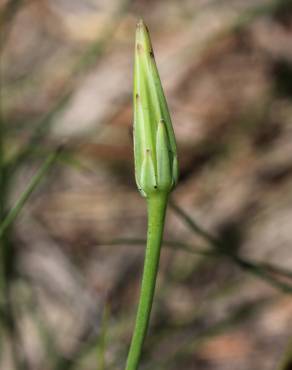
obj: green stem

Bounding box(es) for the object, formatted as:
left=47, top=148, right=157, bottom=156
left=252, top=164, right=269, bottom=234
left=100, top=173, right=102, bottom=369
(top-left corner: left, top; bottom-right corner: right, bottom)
left=125, top=193, right=168, bottom=370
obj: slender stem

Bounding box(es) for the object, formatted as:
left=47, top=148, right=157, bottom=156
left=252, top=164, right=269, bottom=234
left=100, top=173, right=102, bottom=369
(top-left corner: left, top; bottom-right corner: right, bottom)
left=125, top=193, right=168, bottom=370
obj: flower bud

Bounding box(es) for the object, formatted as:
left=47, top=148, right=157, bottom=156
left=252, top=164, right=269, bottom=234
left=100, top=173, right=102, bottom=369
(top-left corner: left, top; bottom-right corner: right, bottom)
left=133, top=19, right=178, bottom=198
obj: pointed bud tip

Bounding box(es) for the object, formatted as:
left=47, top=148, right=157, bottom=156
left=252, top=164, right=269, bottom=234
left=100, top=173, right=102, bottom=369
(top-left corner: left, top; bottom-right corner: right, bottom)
left=136, top=19, right=145, bottom=28
left=136, top=18, right=149, bottom=35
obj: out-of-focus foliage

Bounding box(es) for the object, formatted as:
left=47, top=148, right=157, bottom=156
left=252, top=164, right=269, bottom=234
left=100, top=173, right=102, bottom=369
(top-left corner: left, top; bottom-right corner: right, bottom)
left=1, top=0, right=292, bottom=369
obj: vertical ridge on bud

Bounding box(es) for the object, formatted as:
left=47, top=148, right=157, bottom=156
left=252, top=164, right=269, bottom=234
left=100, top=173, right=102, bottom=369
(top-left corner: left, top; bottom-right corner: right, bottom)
left=156, top=120, right=172, bottom=191
left=140, top=149, right=157, bottom=195
left=134, top=19, right=178, bottom=197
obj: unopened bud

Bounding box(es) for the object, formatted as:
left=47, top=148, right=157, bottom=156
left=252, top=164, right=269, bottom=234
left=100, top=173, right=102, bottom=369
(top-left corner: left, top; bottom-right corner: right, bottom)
left=133, top=19, right=178, bottom=198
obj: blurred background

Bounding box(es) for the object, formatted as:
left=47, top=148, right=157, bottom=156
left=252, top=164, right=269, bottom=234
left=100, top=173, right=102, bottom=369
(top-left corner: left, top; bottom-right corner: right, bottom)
left=1, top=0, right=292, bottom=369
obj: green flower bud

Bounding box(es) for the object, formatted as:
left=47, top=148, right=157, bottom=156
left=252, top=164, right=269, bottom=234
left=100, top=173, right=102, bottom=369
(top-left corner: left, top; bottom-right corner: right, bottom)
left=133, top=19, right=178, bottom=198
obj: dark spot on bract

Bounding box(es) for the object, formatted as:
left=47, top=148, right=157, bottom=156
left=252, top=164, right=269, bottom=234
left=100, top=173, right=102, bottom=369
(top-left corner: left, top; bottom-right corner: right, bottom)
left=149, top=50, right=154, bottom=58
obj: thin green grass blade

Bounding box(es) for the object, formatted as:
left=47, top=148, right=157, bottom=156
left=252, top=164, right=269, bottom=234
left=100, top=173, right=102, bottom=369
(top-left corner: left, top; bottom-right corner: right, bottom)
left=9, top=95, right=70, bottom=174
left=97, top=304, right=110, bottom=370
left=0, top=146, right=62, bottom=238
